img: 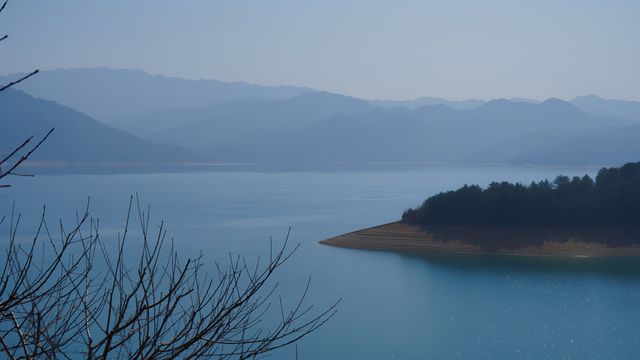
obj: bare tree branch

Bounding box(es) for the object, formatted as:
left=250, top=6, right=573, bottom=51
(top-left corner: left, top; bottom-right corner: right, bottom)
left=0, top=129, right=54, bottom=187
left=0, top=198, right=338, bottom=359
left=0, top=1, right=8, bottom=16
left=1, top=1, right=49, bottom=188
left=0, top=69, right=39, bottom=93
left=1, top=3, right=336, bottom=356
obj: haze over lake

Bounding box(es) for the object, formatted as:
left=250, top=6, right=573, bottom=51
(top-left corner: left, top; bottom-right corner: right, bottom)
left=2, top=1, right=639, bottom=358
left=4, top=166, right=640, bottom=359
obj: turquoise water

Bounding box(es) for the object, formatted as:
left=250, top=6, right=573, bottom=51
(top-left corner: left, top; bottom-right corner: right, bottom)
left=2, top=166, right=639, bottom=359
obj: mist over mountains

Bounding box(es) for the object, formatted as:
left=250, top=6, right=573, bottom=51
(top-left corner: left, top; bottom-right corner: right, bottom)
left=205, top=97, right=633, bottom=164
left=373, top=95, right=640, bottom=121
left=371, top=97, right=485, bottom=110
left=3, top=68, right=639, bottom=168
left=0, top=68, right=313, bottom=121
left=120, top=91, right=375, bottom=141
left=514, top=125, right=640, bottom=166
left=569, top=95, right=640, bottom=122
left=1, top=89, right=195, bottom=163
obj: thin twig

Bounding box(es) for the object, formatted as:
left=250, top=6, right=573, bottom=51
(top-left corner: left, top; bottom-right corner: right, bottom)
left=0, top=69, right=39, bottom=92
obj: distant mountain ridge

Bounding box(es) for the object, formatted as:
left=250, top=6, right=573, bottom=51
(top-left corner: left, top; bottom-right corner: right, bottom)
left=372, top=97, right=542, bottom=110
left=0, top=68, right=314, bottom=122
left=569, top=95, right=640, bottom=121
left=0, top=89, right=197, bottom=163
left=3, top=67, right=639, bottom=168
left=371, top=97, right=485, bottom=110
left=143, top=91, right=377, bottom=148
left=137, top=93, right=635, bottom=164
left=372, top=95, right=640, bottom=123
left=514, top=125, right=640, bottom=166
left=5, top=68, right=639, bottom=123
left=117, top=91, right=375, bottom=139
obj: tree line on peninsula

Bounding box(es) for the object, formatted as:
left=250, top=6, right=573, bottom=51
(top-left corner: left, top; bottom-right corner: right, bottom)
left=402, top=162, right=640, bottom=246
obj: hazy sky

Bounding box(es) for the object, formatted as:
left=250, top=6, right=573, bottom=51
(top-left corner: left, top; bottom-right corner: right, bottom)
left=1, top=0, right=638, bottom=101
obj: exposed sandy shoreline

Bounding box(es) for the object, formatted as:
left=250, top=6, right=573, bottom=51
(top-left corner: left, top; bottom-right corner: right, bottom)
left=319, top=222, right=640, bottom=257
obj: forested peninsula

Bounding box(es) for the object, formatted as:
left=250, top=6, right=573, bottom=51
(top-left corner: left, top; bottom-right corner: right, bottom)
left=321, top=162, right=640, bottom=255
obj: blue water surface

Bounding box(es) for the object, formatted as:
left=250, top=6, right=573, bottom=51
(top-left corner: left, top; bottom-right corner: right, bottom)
left=2, top=165, right=639, bottom=359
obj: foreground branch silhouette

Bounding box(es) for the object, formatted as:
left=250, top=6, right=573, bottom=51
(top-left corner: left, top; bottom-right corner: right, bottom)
left=1, top=4, right=336, bottom=357
left=0, top=129, right=54, bottom=188
left=0, top=0, right=51, bottom=188
left=0, top=197, right=338, bottom=358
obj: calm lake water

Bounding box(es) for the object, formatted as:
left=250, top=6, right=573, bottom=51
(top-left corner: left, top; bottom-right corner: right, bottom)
left=3, top=165, right=640, bottom=359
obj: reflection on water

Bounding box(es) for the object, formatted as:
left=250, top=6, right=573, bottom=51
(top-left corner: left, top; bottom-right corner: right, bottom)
left=4, top=166, right=640, bottom=359
left=406, top=253, right=640, bottom=278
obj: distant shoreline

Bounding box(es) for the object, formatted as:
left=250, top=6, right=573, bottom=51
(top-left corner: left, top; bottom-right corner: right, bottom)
left=319, top=222, right=640, bottom=257
left=20, top=162, right=603, bottom=177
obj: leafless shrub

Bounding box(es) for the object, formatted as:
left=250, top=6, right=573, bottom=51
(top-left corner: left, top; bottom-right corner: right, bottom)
left=0, top=197, right=338, bottom=359
left=2, top=4, right=336, bottom=357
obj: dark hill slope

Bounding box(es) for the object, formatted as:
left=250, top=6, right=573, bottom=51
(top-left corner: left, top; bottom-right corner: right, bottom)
left=1, top=89, right=195, bottom=163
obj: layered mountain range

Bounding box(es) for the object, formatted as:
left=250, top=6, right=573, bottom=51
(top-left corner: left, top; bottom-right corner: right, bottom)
left=2, top=68, right=639, bottom=167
